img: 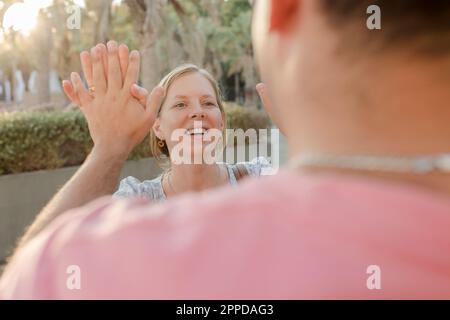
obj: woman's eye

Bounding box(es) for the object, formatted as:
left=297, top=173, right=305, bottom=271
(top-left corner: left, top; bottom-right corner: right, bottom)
left=174, top=103, right=185, bottom=108
left=204, top=102, right=216, bottom=107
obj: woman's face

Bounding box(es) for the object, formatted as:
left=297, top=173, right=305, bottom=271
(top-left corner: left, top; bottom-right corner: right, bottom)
left=152, top=72, right=225, bottom=162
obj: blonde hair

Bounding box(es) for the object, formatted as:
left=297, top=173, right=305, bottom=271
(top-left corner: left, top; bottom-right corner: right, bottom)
left=149, top=64, right=227, bottom=169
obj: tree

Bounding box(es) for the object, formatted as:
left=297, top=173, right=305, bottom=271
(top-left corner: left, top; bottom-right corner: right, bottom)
left=169, top=0, right=206, bottom=68
left=51, top=0, right=85, bottom=104
left=89, top=0, right=113, bottom=43
left=0, top=0, right=258, bottom=107
left=164, top=0, right=258, bottom=105
left=125, top=0, right=166, bottom=89
left=33, top=10, right=53, bottom=104
left=221, top=9, right=257, bottom=107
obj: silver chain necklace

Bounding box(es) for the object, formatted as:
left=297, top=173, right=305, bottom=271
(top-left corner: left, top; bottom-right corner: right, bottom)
left=289, top=152, right=450, bottom=174
left=165, top=164, right=222, bottom=194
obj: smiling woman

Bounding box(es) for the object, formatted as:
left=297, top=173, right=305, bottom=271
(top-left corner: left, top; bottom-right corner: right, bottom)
left=113, top=63, right=271, bottom=202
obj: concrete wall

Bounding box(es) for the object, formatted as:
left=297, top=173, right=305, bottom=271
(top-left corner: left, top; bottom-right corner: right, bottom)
left=0, top=158, right=162, bottom=263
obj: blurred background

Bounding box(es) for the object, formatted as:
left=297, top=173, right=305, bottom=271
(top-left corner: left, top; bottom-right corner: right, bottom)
left=0, top=0, right=260, bottom=111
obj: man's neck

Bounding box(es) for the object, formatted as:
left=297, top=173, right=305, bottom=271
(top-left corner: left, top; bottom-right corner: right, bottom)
left=285, top=53, right=450, bottom=196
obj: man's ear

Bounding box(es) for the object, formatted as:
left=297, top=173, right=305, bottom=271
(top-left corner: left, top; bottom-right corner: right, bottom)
left=152, top=118, right=164, bottom=140
left=269, top=0, right=300, bottom=33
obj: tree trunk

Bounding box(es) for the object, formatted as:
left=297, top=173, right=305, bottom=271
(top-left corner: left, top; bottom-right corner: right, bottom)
left=35, top=13, right=52, bottom=104
left=242, top=55, right=256, bottom=107
left=234, top=73, right=240, bottom=103
left=125, top=0, right=165, bottom=89
left=94, top=0, right=113, bottom=43
left=10, top=63, right=17, bottom=103
left=171, top=0, right=205, bottom=67
left=51, top=0, right=79, bottom=105
left=140, top=38, right=161, bottom=89
left=56, top=36, right=71, bottom=101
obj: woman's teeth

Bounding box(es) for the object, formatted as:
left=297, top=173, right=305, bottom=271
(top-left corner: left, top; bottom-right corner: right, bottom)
left=186, top=128, right=208, bottom=135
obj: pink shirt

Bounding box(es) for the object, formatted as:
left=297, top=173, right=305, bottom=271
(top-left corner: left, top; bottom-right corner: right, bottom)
left=1, top=169, right=450, bottom=299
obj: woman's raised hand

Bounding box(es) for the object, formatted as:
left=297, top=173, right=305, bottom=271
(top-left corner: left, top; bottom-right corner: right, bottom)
left=62, top=41, right=163, bottom=157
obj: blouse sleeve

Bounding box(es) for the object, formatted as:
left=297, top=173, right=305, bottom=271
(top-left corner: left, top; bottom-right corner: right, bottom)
left=112, top=176, right=143, bottom=199
left=241, top=156, right=273, bottom=177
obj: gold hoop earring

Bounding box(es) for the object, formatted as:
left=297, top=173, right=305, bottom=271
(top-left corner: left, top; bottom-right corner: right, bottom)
left=158, top=140, right=165, bottom=148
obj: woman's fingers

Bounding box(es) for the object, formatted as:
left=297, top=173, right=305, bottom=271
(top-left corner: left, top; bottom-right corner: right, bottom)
left=70, top=72, right=92, bottom=106
left=118, top=44, right=129, bottom=81
left=62, top=80, right=80, bottom=105
left=106, top=41, right=122, bottom=92
left=80, top=42, right=134, bottom=96
left=91, top=46, right=107, bottom=94
left=131, top=84, right=148, bottom=106
left=80, top=51, right=93, bottom=87
left=96, top=43, right=108, bottom=80
left=123, top=50, right=140, bottom=90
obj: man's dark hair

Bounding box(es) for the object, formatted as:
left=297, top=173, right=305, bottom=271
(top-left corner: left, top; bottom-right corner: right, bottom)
left=320, top=0, right=450, bottom=55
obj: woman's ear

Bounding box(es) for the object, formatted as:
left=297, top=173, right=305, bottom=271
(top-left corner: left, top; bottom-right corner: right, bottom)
left=152, top=118, right=165, bottom=140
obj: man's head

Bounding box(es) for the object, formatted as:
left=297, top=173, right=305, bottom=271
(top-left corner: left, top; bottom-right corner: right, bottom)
left=252, top=0, right=450, bottom=156
left=321, top=0, right=450, bottom=56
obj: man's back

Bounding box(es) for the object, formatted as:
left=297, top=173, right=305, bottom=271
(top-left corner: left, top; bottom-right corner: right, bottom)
left=2, top=170, right=449, bottom=299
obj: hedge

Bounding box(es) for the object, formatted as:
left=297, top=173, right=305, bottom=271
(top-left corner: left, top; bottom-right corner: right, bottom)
left=0, top=103, right=271, bottom=175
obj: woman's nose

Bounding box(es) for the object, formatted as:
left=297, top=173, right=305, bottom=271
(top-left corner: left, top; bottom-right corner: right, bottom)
left=189, top=104, right=206, bottom=119
left=190, top=112, right=205, bottom=119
